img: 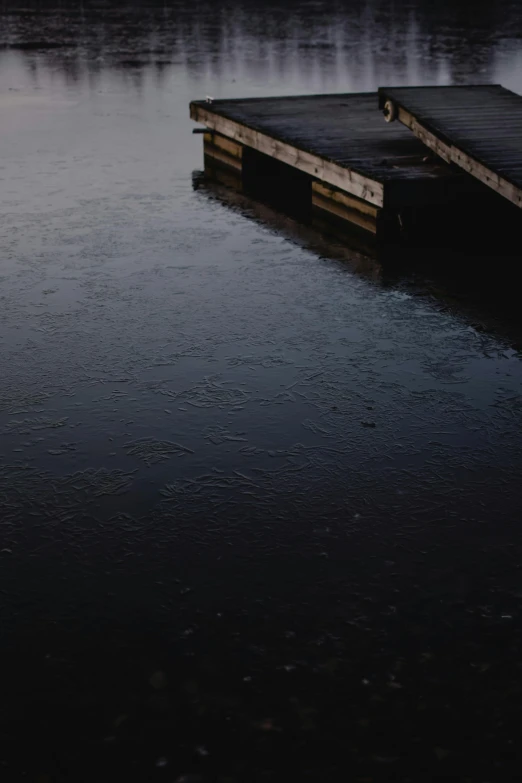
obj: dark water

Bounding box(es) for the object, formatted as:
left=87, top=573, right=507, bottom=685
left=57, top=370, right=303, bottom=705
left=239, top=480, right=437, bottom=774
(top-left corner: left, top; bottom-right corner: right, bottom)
left=2, top=1, right=522, bottom=780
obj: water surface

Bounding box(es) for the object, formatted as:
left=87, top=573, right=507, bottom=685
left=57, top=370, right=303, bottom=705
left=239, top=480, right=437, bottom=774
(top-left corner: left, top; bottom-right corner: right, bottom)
left=2, top=2, right=522, bottom=780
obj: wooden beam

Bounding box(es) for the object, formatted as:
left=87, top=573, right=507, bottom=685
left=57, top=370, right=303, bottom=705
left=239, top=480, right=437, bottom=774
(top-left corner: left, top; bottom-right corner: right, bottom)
left=203, top=140, right=242, bottom=172
left=397, top=107, right=452, bottom=164
left=312, top=185, right=378, bottom=234
left=312, top=213, right=377, bottom=254
left=204, top=131, right=243, bottom=160
left=396, top=106, right=522, bottom=209
left=312, top=182, right=379, bottom=218
left=191, top=103, right=384, bottom=207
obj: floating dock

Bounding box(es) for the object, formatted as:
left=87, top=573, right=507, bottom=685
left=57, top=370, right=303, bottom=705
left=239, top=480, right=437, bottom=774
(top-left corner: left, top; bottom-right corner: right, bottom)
left=379, top=85, right=522, bottom=209
left=190, top=90, right=520, bottom=244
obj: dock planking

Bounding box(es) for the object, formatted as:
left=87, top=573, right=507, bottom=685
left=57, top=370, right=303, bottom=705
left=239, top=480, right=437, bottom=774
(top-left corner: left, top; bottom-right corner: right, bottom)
left=378, top=85, right=522, bottom=209
left=190, top=93, right=479, bottom=211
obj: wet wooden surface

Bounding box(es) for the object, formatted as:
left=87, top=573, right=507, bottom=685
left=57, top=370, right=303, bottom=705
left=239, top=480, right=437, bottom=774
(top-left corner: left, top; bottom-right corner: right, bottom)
left=379, top=85, right=522, bottom=207
left=191, top=93, right=473, bottom=207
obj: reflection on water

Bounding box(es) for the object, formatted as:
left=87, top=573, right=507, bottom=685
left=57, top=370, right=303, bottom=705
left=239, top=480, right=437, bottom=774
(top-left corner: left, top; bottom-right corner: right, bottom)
left=2, top=2, right=522, bottom=781
left=2, top=0, right=522, bottom=94
left=195, top=173, right=522, bottom=349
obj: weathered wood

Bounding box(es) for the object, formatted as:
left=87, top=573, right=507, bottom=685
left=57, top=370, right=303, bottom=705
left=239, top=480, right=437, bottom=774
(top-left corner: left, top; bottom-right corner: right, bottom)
left=312, top=182, right=378, bottom=233
left=312, top=190, right=377, bottom=234
left=312, top=182, right=379, bottom=218
left=379, top=85, right=522, bottom=209
left=311, top=212, right=378, bottom=254
left=396, top=107, right=452, bottom=164
left=192, top=102, right=383, bottom=206
left=204, top=131, right=243, bottom=160
left=451, top=151, right=522, bottom=206
left=190, top=93, right=483, bottom=210
left=191, top=92, right=514, bottom=241
left=203, top=139, right=242, bottom=172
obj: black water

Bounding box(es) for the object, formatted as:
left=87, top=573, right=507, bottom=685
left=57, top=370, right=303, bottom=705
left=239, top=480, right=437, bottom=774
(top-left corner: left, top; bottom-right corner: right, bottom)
left=2, top=1, right=522, bottom=780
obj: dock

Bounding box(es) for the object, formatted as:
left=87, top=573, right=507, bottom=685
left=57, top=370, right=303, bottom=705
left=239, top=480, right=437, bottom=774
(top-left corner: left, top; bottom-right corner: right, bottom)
left=190, top=90, right=520, bottom=244
left=378, top=85, right=522, bottom=209
left=190, top=93, right=488, bottom=240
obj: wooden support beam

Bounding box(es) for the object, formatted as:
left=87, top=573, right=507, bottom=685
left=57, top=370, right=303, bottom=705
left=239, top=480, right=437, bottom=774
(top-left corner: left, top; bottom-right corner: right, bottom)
left=312, top=182, right=379, bottom=218
left=203, top=136, right=242, bottom=172
left=312, top=182, right=378, bottom=234
left=397, top=107, right=452, bottom=165
left=204, top=132, right=243, bottom=160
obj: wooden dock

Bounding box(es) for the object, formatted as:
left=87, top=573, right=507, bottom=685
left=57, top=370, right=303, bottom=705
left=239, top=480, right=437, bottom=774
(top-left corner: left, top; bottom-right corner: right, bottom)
left=190, top=90, right=520, bottom=244
left=190, top=93, right=487, bottom=240
left=378, top=85, right=522, bottom=209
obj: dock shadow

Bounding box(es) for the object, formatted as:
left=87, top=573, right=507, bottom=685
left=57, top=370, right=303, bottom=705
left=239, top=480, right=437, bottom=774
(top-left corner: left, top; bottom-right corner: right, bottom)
left=192, top=169, right=522, bottom=350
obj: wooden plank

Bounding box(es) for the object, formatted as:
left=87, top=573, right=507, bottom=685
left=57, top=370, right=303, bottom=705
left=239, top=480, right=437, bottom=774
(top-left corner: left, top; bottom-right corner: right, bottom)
left=451, top=148, right=522, bottom=207
left=379, top=86, right=522, bottom=209
left=397, top=107, right=452, bottom=164
left=203, top=141, right=242, bottom=172
left=312, top=182, right=379, bottom=218
left=204, top=131, right=243, bottom=160
left=192, top=103, right=384, bottom=207
left=312, top=190, right=378, bottom=234
left=311, top=212, right=378, bottom=253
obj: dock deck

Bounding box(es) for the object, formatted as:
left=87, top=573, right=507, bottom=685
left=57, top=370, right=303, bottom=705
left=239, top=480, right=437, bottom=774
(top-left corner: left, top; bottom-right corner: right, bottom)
left=190, top=93, right=475, bottom=211
left=378, top=85, right=522, bottom=208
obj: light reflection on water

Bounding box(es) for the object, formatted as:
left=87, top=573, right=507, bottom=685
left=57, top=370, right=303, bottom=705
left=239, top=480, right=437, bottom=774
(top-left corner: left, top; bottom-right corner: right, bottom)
left=2, top=2, right=522, bottom=779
